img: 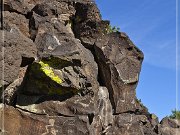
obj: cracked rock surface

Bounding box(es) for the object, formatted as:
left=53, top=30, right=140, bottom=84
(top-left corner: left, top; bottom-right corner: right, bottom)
left=0, top=0, right=179, bottom=135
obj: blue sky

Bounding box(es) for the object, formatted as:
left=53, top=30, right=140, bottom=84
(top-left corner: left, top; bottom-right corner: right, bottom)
left=96, top=0, right=179, bottom=120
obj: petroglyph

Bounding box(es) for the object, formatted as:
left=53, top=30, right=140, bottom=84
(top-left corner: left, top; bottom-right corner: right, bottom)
left=42, top=119, right=58, bottom=135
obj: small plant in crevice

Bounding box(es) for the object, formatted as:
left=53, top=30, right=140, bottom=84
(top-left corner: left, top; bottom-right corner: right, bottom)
left=169, top=109, right=180, bottom=120
left=136, top=98, right=148, bottom=112
left=105, top=24, right=120, bottom=34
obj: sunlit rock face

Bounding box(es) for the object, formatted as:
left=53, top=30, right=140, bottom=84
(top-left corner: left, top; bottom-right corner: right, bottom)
left=0, top=0, right=179, bottom=135
left=94, top=32, right=144, bottom=114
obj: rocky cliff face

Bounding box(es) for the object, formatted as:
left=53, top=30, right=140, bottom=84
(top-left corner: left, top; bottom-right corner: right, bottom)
left=0, top=0, right=179, bottom=135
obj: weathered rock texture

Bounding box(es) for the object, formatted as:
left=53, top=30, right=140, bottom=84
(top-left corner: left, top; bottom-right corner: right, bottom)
left=0, top=0, right=179, bottom=135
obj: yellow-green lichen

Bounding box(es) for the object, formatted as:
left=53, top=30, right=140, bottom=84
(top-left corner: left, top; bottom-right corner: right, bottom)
left=27, top=58, right=80, bottom=96
left=151, top=114, right=158, bottom=119
left=38, top=61, right=62, bottom=84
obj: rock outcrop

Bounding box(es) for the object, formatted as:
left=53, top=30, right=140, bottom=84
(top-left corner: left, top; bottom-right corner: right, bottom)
left=0, top=0, right=179, bottom=135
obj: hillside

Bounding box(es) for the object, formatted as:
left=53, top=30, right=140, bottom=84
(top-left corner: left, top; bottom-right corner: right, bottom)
left=0, top=0, right=179, bottom=134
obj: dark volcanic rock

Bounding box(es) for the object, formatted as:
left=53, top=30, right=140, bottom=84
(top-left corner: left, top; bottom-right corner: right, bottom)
left=73, top=1, right=110, bottom=49
left=106, top=113, right=156, bottom=135
left=22, top=37, right=98, bottom=96
left=2, top=78, right=24, bottom=105
left=0, top=28, right=37, bottom=87
left=16, top=5, right=99, bottom=116
left=159, top=117, right=180, bottom=135
left=94, top=32, right=144, bottom=114
left=90, top=87, right=113, bottom=134
left=0, top=104, right=92, bottom=135
left=73, top=1, right=101, bottom=45
left=0, top=0, right=177, bottom=135
left=3, top=11, right=30, bottom=37
left=4, top=0, right=31, bottom=14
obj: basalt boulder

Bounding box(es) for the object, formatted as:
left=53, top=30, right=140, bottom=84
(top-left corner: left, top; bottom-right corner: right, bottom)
left=0, top=28, right=37, bottom=88
left=94, top=32, right=144, bottom=114
left=0, top=104, right=92, bottom=135
left=159, top=117, right=180, bottom=135
left=73, top=1, right=110, bottom=49
left=3, top=11, right=30, bottom=37
left=105, top=113, right=158, bottom=135
left=16, top=12, right=99, bottom=116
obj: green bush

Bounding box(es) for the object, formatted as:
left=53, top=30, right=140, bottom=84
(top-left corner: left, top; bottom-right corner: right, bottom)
left=106, top=25, right=120, bottom=33
left=169, top=109, right=180, bottom=120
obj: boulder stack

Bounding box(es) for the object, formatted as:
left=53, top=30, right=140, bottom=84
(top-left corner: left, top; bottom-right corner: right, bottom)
left=0, top=0, right=179, bottom=135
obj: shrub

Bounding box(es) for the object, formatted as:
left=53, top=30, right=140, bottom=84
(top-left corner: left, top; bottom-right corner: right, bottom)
left=169, top=109, right=180, bottom=120
left=106, top=24, right=120, bottom=33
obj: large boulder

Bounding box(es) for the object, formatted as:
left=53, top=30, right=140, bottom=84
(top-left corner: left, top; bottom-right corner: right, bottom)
left=73, top=1, right=102, bottom=48
left=0, top=104, right=91, bottom=135
left=94, top=32, right=144, bottom=114
left=29, top=0, right=76, bottom=41
left=15, top=7, right=99, bottom=116
left=0, top=28, right=37, bottom=88
left=105, top=113, right=158, bottom=135
left=3, top=11, right=30, bottom=37
left=4, top=0, right=48, bottom=14
left=159, top=117, right=180, bottom=135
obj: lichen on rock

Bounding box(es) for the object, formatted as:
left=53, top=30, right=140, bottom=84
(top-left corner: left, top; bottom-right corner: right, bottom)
left=24, top=59, right=79, bottom=96
left=38, top=60, right=63, bottom=84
